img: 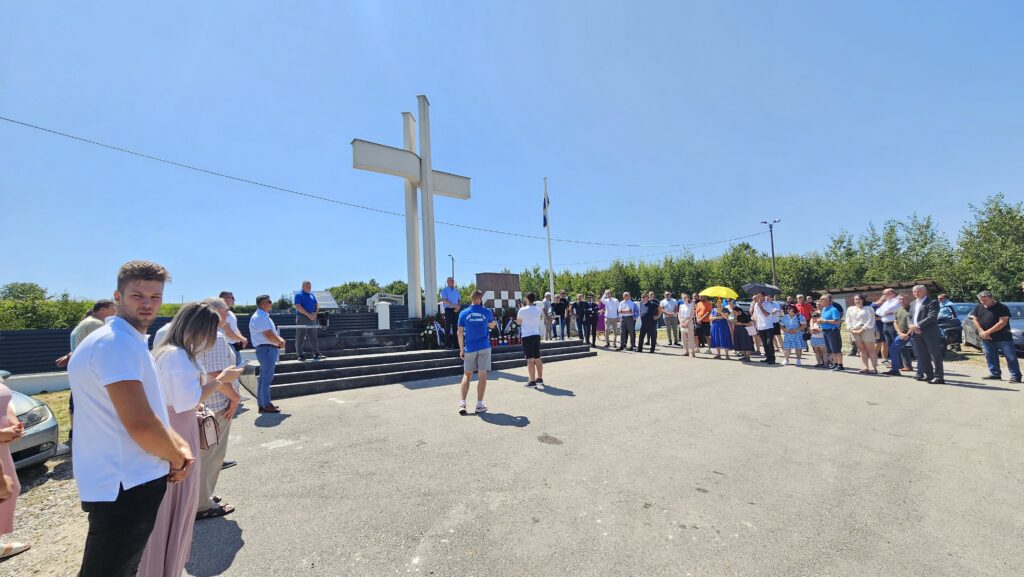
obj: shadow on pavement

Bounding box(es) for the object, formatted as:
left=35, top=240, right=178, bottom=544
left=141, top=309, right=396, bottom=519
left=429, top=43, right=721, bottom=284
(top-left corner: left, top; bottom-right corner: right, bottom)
left=477, top=412, right=530, bottom=427
left=254, top=413, right=291, bottom=427
left=187, top=517, right=244, bottom=576
left=935, top=380, right=1019, bottom=392
left=491, top=371, right=530, bottom=383
left=535, top=384, right=575, bottom=397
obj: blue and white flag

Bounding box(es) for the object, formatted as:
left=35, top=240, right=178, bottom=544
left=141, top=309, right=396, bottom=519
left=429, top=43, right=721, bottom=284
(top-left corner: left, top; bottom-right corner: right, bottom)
left=543, top=189, right=550, bottom=228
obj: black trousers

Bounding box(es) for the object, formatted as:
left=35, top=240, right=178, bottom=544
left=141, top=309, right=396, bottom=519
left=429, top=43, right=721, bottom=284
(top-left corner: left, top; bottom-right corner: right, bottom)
left=79, top=475, right=168, bottom=577
left=639, top=320, right=657, bottom=351
left=444, top=308, right=459, bottom=348
left=759, top=328, right=776, bottom=363
left=587, top=319, right=598, bottom=345
left=619, top=317, right=636, bottom=349
left=576, top=318, right=590, bottom=343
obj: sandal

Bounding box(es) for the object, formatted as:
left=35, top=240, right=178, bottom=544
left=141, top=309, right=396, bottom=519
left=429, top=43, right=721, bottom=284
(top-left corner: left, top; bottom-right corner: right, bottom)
left=196, top=504, right=235, bottom=520
left=857, top=369, right=869, bottom=374
left=213, top=495, right=222, bottom=504
left=0, top=543, right=31, bottom=560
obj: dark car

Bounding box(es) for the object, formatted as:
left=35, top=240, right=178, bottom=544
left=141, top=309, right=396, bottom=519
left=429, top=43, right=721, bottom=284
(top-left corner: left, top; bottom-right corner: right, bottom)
left=962, top=302, right=1024, bottom=353
left=937, top=303, right=970, bottom=351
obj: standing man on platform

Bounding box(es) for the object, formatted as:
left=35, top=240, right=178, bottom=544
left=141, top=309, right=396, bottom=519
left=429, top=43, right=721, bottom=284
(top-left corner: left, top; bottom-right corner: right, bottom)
left=618, top=292, right=639, bottom=351
left=661, top=291, right=680, bottom=346
left=294, top=281, right=322, bottom=361
left=541, top=292, right=553, bottom=340
left=218, top=291, right=248, bottom=366
left=440, top=277, right=461, bottom=349
left=601, top=289, right=620, bottom=348
left=250, top=295, right=287, bottom=413
left=639, top=291, right=663, bottom=353
left=457, top=290, right=497, bottom=415
left=517, top=292, right=545, bottom=388
left=572, top=293, right=591, bottom=344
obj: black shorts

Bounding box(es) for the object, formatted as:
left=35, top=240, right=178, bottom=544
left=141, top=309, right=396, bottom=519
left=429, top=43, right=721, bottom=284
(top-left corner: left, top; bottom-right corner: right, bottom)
left=522, top=335, right=542, bottom=359
left=823, top=330, right=843, bottom=354
left=772, top=323, right=782, bottom=336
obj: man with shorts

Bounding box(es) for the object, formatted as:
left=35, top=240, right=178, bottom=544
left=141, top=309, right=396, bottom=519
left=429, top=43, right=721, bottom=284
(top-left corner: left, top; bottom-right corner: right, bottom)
left=517, top=293, right=545, bottom=388
left=818, top=294, right=845, bottom=371
left=458, top=290, right=497, bottom=415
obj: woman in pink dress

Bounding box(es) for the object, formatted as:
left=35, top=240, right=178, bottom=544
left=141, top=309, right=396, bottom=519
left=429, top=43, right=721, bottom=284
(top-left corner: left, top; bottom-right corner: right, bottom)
left=0, top=378, right=30, bottom=560
left=137, top=302, right=241, bottom=577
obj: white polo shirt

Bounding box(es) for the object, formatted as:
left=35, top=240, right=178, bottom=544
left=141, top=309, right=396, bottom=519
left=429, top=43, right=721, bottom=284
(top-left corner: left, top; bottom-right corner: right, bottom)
left=517, top=304, right=543, bottom=337
left=602, top=297, right=620, bottom=319
left=753, top=302, right=774, bottom=331
left=223, top=310, right=242, bottom=344
left=249, top=309, right=279, bottom=347
left=67, top=316, right=171, bottom=502
left=875, top=297, right=901, bottom=323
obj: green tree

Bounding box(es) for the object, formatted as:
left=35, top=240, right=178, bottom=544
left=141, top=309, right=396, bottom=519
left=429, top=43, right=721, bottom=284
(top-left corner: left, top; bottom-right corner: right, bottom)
left=0, top=282, right=48, bottom=301
left=951, top=193, right=1024, bottom=301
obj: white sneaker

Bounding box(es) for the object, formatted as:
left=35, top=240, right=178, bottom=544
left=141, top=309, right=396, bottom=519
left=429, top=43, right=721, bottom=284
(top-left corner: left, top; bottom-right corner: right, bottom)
left=796, top=359, right=802, bottom=366
left=476, top=403, right=488, bottom=414
left=782, top=359, right=789, bottom=366
left=458, top=401, right=467, bottom=416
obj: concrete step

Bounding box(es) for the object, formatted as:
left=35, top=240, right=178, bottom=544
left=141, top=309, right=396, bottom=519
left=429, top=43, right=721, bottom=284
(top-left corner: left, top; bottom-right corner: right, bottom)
left=271, top=344, right=594, bottom=384
left=279, top=345, right=408, bottom=362
left=266, top=349, right=597, bottom=399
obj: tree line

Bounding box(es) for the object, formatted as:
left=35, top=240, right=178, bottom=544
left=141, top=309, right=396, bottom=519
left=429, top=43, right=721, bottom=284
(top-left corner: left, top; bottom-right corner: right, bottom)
left=2, top=194, right=1020, bottom=330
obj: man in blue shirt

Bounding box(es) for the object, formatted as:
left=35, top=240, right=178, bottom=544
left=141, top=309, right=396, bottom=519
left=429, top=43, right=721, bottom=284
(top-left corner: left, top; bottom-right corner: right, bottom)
left=440, top=277, right=461, bottom=349
left=294, top=281, right=322, bottom=361
left=817, top=294, right=845, bottom=371
left=457, top=290, right=497, bottom=415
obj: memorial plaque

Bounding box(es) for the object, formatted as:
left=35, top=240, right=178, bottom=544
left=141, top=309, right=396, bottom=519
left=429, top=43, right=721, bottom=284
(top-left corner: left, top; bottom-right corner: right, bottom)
left=476, top=272, right=522, bottom=309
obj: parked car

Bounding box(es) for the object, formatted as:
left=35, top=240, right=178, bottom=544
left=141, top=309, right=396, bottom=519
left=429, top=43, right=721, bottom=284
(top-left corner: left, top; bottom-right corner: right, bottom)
left=962, top=302, right=1024, bottom=353
left=937, top=303, right=970, bottom=351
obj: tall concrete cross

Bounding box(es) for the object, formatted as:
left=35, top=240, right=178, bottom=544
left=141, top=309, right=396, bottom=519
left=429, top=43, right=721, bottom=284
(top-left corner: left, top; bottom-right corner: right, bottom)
left=351, top=95, right=470, bottom=319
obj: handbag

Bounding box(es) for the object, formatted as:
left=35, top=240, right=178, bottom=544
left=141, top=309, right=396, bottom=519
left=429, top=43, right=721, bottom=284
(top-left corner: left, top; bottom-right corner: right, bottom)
left=197, top=408, right=220, bottom=450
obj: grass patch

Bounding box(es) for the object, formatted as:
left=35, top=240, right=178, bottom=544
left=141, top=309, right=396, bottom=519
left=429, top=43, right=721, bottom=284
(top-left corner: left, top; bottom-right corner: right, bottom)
left=32, top=390, right=71, bottom=445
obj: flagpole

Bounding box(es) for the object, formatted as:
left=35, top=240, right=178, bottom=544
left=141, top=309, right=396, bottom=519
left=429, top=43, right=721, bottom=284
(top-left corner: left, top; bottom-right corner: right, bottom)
left=544, top=177, right=555, bottom=298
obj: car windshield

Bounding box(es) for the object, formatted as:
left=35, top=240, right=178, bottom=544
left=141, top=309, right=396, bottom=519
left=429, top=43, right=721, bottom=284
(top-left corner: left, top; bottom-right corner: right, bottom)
left=1006, top=304, right=1024, bottom=319
left=952, top=303, right=974, bottom=318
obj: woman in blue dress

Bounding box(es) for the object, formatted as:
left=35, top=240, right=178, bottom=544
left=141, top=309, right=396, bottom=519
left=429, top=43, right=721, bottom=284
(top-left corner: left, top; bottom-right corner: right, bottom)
left=709, top=299, right=733, bottom=359
left=780, top=304, right=807, bottom=366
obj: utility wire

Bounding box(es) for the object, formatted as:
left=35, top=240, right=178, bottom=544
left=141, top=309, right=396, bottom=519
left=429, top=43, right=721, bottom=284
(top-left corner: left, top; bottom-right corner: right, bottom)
left=1, top=115, right=764, bottom=249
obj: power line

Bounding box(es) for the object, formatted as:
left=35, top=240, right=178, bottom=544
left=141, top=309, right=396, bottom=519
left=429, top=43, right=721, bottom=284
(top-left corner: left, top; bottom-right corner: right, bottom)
left=1, top=114, right=764, bottom=249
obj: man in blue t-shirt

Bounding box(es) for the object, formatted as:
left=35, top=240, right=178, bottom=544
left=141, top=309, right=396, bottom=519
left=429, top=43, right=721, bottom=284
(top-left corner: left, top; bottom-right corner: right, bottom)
left=457, top=290, right=497, bottom=415
left=294, top=281, right=322, bottom=360
left=817, top=294, right=844, bottom=371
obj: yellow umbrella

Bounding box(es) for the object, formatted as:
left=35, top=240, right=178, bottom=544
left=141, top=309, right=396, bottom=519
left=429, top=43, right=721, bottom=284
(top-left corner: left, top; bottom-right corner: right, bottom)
left=699, top=286, right=739, bottom=300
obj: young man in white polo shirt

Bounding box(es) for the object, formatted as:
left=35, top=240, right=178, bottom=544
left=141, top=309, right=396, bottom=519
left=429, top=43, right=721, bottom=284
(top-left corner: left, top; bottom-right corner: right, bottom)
left=517, top=292, right=545, bottom=388
left=68, top=260, right=194, bottom=577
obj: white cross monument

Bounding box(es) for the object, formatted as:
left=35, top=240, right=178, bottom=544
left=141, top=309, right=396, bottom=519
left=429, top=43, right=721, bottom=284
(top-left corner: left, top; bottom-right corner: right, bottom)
left=351, top=95, right=470, bottom=319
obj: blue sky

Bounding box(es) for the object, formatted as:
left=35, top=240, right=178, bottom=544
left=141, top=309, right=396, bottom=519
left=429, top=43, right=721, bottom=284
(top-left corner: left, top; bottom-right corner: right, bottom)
left=2, top=1, right=1021, bottom=303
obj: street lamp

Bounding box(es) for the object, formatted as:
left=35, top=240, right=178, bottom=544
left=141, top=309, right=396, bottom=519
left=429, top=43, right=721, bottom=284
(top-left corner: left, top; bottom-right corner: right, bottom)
left=448, top=254, right=455, bottom=280
left=760, top=219, right=781, bottom=286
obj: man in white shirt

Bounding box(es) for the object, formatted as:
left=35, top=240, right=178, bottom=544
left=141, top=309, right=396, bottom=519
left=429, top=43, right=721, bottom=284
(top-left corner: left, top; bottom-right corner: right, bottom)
left=753, top=293, right=777, bottom=365
left=250, top=294, right=287, bottom=413
left=617, top=292, right=640, bottom=351
left=68, top=260, right=193, bottom=577
left=218, top=291, right=248, bottom=366
left=661, top=291, right=680, bottom=346
left=600, top=290, right=620, bottom=348
left=873, top=288, right=900, bottom=363
left=766, top=294, right=783, bottom=350
left=541, top=292, right=553, bottom=340
left=516, top=292, right=546, bottom=388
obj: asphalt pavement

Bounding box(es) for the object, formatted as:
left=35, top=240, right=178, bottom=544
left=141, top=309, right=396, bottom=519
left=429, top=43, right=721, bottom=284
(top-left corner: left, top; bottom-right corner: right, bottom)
left=186, top=346, right=1023, bottom=577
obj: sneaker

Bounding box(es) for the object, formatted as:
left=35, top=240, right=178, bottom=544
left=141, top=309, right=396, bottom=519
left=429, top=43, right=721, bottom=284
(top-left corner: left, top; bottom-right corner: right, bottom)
left=476, top=403, right=488, bottom=414
left=535, top=379, right=545, bottom=386
left=1010, top=377, right=1022, bottom=383
left=313, top=354, right=324, bottom=360
left=982, top=374, right=1002, bottom=380
left=527, top=381, right=537, bottom=387
left=782, top=359, right=789, bottom=366
left=796, top=359, right=802, bottom=366
left=297, top=356, right=307, bottom=362
left=458, top=402, right=467, bottom=416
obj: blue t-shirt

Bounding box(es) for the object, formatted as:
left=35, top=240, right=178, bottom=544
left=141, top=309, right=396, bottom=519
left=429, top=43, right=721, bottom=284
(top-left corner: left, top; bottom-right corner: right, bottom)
left=458, top=304, right=494, bottom=353
left=294, top=291, right=318, bottom=315
left=820, top=305, right=840, bottom=330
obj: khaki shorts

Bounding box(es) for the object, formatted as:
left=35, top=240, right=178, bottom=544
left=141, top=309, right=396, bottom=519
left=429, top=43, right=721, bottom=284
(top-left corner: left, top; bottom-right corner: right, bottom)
left=851, top=329, right=877, bottom=343
left=464, top=348, right=492, bottom=373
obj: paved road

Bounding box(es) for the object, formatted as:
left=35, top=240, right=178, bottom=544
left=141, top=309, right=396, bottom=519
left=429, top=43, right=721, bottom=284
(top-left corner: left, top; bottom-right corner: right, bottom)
left=186, top=348, right=1022, bottom=577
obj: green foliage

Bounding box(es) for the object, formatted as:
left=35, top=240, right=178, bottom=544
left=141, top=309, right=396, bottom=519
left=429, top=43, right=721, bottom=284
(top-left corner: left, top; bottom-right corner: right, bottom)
left=0, top=282, right=48, bottom=301
left=0, top=293, right=91, bottom=330
left=950, top=193, right=1024, bottom=301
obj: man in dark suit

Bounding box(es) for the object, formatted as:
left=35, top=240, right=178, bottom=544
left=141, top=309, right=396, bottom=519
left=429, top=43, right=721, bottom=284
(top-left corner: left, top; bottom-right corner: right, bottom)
left=908, top=284, right=945, bottom=384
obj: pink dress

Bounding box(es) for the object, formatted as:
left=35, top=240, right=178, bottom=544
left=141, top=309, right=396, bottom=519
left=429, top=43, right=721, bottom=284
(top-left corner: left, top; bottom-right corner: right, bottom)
left=137, top=350, right=203, bottom=577
left=0, top=381, right=21, bottom=535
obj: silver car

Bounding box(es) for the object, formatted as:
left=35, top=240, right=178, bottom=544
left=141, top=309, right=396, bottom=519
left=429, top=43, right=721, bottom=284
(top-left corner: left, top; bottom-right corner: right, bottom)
left=8, top=390, right=60, bottom=470
left=962, top=302, right=1024, bottom=353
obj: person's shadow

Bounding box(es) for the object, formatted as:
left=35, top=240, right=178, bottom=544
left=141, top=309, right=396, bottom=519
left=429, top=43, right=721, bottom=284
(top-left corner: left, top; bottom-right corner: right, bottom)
left=491, top=370, right=530, bottom=383
left=477, top=412, right=530, bottom=427
left=536, top=384, right=575, bottom=397
left=254, top=412, right=291, bottom=428
left=186, top=517, right=244, bottom=576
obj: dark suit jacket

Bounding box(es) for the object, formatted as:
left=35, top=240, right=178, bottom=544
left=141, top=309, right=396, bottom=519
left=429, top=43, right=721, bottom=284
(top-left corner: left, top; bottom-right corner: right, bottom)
left=911, top=297, right=941, bottom=334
